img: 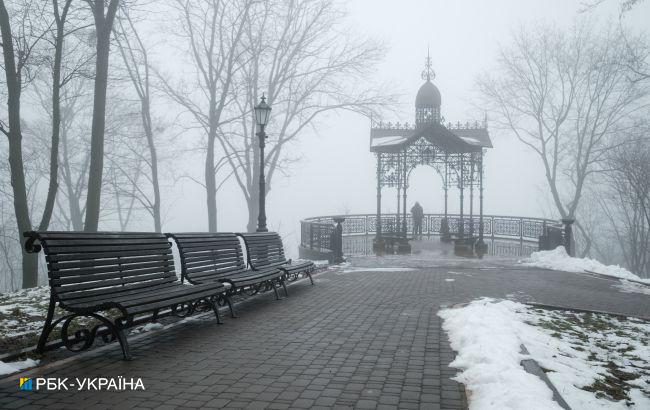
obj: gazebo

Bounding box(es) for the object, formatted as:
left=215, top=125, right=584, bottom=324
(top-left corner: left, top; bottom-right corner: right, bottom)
left=370, top=53, right=492, bottom=256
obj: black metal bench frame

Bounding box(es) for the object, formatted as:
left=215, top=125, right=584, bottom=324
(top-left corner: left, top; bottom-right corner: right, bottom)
left=169, top=232, right=288, bottom=302
left=24, top=231, right=229, bottom=360
left=237, top=232, right=315, bottom=285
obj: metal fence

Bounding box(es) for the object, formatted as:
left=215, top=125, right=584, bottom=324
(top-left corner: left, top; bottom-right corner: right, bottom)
left=300, top=221, right=335, bottom=252
left=300, top=213, right=564, bottom=259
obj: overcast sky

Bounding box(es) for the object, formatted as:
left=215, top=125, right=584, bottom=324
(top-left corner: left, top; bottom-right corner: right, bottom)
left=162, top=0, right=650, bottom=252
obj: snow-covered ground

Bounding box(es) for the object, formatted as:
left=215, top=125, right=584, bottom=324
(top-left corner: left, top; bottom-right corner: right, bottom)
left=0, top=286, right=50, bottom=343
left=522, top=247, right=650, bottom=284
left=338, top=266, right=417, bottom=274
left=615, top=280, right=650, bottom=296
left=0, top=358, right=39, bottom=376
left=439, top=299, right=650, bottom=410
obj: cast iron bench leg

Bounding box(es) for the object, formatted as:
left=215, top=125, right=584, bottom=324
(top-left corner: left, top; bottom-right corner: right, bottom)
left=271, top=281, right=281, bottom=300
left=209, top=297, right=223, bottom=324
left=223, top=294, right=238, bottom=318
left=114, top=325, right=133, bottom=361
left=37, top=296, right=57, bottom=353
left=281, top=278, right=289, bottom=297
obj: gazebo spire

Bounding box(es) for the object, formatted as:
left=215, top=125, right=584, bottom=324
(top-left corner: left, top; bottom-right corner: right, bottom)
left=421, top=46, right=435, bottom=82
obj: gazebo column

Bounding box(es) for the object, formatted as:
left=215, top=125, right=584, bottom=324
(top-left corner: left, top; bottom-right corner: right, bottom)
left=469, top=153, right=475, bottom=240
left=396, top=184, right=400, bottom=234
left=459, top=153, right=465, bottom=241
left=402, top=153, right=407, bottom=237
left=441, top=154, right=450, bottom=242
left=374, top=152, right=383, bottom=254
left=396, top=154, right=401, bottom=238
left=477, top=150, right=487, bottom=257
left=398, top=151, right=411, bottom=254
left=402, top=183, right=408, bottom=238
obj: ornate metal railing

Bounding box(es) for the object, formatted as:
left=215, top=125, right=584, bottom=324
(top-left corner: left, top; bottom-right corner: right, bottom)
left=299, top=213, right=566, bottom=259
left=300, top=221, right=335, bottom=252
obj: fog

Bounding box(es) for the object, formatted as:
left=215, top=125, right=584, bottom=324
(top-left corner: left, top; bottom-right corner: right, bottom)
left=1, top=0, right=649, bottom=290
left=162, top=0, right=650, bottom=252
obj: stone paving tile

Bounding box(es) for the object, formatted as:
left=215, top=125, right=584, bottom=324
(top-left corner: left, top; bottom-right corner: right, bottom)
left=1, top=260, right=648, bottom=409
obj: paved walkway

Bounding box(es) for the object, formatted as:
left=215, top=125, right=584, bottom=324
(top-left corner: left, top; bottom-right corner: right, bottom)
left=1, top=252, right=649, bottom=409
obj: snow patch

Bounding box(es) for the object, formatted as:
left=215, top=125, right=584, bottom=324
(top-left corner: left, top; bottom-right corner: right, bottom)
left=131, top=322, right=164, bottom=334
left=615, top=280, right=650, bottom=296
left=439, top=298, right=650, bottom=410
left=0, top=358, right=39, bottom=376
left=521, top=247, right=650, bottom=284
left=338, top=267, right=416, bottom=274
left=439, top=299, right=560, bottom=410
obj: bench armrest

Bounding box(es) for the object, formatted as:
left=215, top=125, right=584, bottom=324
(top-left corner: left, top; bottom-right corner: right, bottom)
left=23, top=231, right=42, bottom=253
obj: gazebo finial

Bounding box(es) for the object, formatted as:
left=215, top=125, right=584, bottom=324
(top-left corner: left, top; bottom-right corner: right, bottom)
left=421, top=46, right=435, bottom=82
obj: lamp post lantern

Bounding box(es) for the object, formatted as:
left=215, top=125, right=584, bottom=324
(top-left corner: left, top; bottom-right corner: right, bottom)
left=254, top=94, right=271, bottom=232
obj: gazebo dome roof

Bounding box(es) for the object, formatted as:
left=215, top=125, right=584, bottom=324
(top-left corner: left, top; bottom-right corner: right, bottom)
left=415, top=81, right=441, bottom=108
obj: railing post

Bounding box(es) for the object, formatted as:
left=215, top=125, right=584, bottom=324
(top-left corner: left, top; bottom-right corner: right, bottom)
left=562, top=218, right=575, bottom=257
left=333, top=217, right=346, bottom=263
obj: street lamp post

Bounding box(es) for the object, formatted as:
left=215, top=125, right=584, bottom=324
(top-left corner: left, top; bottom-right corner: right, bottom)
left=254, top=94, right=272, bottom=232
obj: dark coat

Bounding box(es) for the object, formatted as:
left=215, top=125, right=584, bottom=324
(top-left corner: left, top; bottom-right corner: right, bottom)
left=411, top=203, right=424, bottom=221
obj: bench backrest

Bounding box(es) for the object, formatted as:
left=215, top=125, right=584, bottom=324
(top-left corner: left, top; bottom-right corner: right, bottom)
left=168, top=233, right=246, bottom=284
left=24, top=231, right=177, bottom=305
left=238, top=232, right=288, bottom=269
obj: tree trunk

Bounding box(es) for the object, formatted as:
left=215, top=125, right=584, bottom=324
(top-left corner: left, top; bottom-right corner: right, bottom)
left=84, top=0, right=120, bottom=232
left=0, top=0, right=37, bottom=287
left=206, top=133, right=217, bottom=232
left=142, top=99, right=161, bottom=232
left=246, top=192, right=258, bottom=233
left=39, top=0, right=71, bottom=231
left=61, top=127, right=84, bottom=230
left=22, top=252, right=38, bottom=289
left=84, top=32, right=110, bottom=231
left=246, top=148, right=260, bottom=232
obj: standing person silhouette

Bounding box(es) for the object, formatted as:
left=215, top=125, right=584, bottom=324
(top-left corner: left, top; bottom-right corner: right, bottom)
left=411, top=201, right=424, bottom=237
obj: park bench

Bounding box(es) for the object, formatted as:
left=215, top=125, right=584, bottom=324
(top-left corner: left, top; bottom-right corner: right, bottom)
left=168, top=232, right=287, bottom=302
left=24, top=231, right=228, bottom=360
left=238, top=232, right=315, bottom=285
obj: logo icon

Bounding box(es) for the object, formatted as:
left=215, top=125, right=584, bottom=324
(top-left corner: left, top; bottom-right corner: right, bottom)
left=19, top=378, right=32, bottom=391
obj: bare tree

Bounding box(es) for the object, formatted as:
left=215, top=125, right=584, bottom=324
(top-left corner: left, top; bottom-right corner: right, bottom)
left=113, top=5, right=162, bottom=231
left=84, top=0, right=120, bottom=232
left=157, top=0, right=255, bottom=232
left=56, top=80, right=93, bottom=230
left=37, top=0, right=74, bottom=231
left=581, top=1, right=650, bottom=83
left=0, top=0, right=63, bottom=288
left=223, top=0, right=390, bottom=232
left=603, top=137, right=650, bottom=277
left=478, top=22, right=649, bottom=255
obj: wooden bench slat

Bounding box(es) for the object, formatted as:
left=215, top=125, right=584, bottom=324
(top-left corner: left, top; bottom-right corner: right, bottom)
left=54, top=272, right=176, bottom=293
left=45, top=243, right=171, bottom=254
left=68, top=282, right=224, bottom=311
left=124, top=288, right=221, bottom=316
left=47, top=248, right=172, bottom=262
left=176, top=243, right=242, bottom=253
left=34, top=232, right=165, bottom=240
left=52, top=265, right=175, bottom=285
left=185, top=264, right=245, bottom=275
left=43, top=238, right=170, bottom=246
left=59, top=281, right=182, bottom=305
left=176, top=236, right=241, bottom=244
left=52, top=259, right=174, bottom=278
left=50, top=254, right=173, bottom=270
